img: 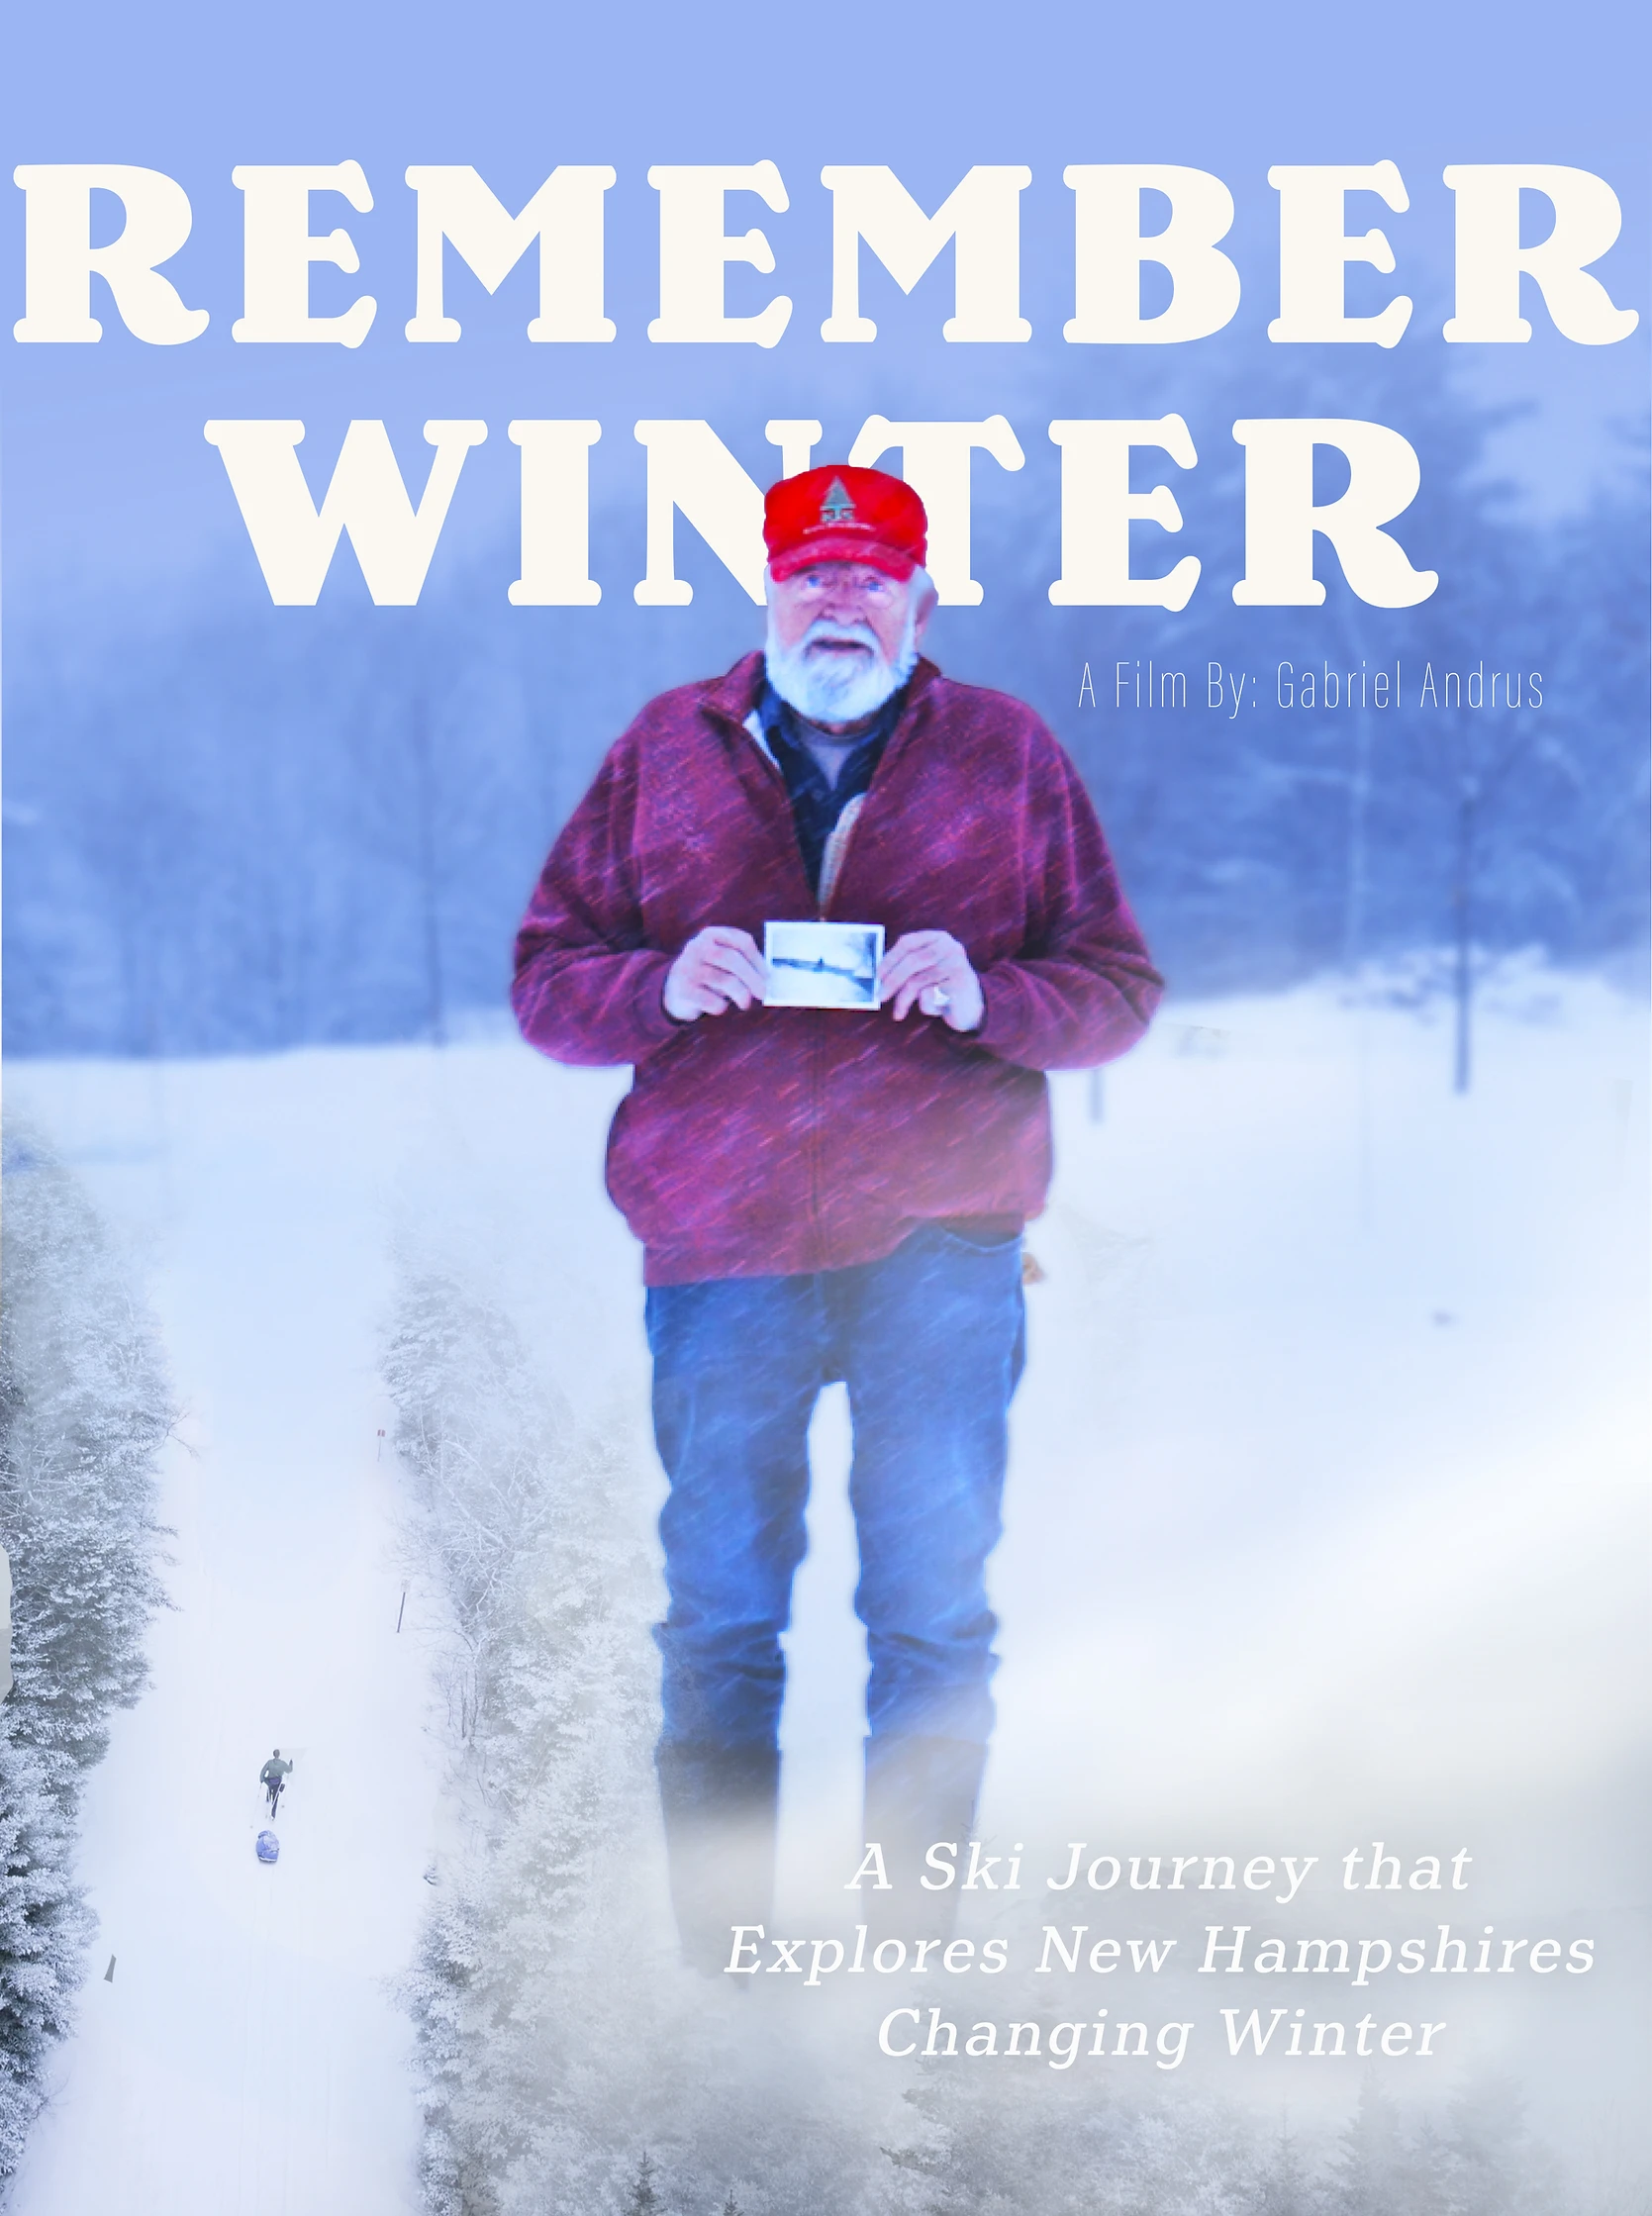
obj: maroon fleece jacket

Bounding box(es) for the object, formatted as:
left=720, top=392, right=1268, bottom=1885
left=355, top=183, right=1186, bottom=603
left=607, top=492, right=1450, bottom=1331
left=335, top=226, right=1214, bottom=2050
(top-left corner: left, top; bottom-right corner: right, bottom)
left=512, top=652, right=1162, bottom=1283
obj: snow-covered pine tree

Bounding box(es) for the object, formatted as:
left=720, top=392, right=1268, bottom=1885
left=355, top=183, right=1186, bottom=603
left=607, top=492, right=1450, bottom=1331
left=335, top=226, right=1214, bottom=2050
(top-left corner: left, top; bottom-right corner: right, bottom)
left=0, top=1726, right=93, bottom=2175
left=1437, top=2077, right=1564, bottom=2216
left=1321, top=2073, right=1573, bottom=2216
left=625, top=2150, right=661, bottom=2216
left=1247, top=2114, right=1321, bottom=2216
left=1321, top=2077, right=1410, bottom=2216
left=0, top=1129, right=172, bottom=1784
left=384, top=1265, right=567, bottom=1771
left=0, top=1123, right=173, bottom=2176
left=1395, top=2118, right=1453, bottom=2216
left=402, top=1889, right=490, bottom=2216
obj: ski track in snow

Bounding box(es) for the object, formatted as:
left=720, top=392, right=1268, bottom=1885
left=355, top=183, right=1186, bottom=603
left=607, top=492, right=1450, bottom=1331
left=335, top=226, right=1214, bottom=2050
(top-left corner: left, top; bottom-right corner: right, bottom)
left=5, top=976, right=1649, bottom=2202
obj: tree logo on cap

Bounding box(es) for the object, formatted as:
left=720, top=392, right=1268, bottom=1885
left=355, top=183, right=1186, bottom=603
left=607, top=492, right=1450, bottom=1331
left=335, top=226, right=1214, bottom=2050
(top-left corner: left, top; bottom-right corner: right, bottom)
left=818, top=477, right=857, bottom=526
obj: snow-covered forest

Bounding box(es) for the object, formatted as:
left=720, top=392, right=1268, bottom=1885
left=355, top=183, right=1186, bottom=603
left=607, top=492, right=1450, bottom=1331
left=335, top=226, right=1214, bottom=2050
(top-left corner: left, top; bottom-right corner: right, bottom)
left=4, top=357, right=1646, bottom=1057
left=589, top=2070, right=1610, bottom=2216
left=868, top=2067, right=1591, bottom=2216
left=0, top=1126, right=172, bottom=2178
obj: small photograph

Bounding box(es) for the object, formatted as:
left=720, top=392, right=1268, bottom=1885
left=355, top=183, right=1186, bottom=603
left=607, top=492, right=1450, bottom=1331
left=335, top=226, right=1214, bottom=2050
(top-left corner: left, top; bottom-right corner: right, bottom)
left=762, top=920, right=885, bottom=1010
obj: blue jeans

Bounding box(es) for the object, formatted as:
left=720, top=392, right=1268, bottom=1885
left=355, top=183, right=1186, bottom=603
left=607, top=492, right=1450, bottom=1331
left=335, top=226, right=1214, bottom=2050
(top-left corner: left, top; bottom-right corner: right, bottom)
left=645, top=1221, right=1026, bottom=1758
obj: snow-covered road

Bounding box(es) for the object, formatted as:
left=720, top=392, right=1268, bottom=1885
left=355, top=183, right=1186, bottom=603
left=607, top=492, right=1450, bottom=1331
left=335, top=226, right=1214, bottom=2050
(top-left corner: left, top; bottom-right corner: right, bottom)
left=7, top=972, right=1648, bottom=2202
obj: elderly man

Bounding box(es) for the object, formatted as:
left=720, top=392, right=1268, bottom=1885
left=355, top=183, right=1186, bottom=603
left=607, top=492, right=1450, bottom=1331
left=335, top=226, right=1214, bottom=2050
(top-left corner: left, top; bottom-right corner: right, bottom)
left=513, top=465, right=1161, bottom=1969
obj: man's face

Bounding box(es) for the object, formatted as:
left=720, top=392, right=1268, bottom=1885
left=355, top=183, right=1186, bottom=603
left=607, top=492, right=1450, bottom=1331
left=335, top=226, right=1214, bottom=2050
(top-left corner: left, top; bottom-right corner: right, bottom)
left=763, top=561, right=934, bottom=727
left=769, top=562, right=922, bottom=665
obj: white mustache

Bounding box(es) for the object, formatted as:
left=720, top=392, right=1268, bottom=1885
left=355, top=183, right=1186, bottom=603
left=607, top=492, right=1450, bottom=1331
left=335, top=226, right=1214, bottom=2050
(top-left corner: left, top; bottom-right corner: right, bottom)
left=800, top=621, right=880, bottom=654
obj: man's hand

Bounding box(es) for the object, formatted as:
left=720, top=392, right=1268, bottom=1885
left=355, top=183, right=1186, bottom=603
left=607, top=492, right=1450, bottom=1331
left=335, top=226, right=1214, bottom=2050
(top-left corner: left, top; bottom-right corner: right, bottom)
left=663, top=926, right=767, bottom=1021
left=879, top=931, right=985, bottom=1031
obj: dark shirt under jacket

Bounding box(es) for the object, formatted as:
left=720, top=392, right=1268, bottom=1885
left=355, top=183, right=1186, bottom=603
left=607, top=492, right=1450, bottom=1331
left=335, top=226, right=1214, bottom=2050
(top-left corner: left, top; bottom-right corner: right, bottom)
left=754, top=677, right=905, bottom=899
left=756, top=676, right=1017, bottom=1251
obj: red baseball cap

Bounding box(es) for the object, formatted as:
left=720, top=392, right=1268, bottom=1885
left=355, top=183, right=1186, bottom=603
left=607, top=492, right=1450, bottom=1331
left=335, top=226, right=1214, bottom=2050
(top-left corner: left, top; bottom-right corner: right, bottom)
left=764, top=464, right=927, bottom=582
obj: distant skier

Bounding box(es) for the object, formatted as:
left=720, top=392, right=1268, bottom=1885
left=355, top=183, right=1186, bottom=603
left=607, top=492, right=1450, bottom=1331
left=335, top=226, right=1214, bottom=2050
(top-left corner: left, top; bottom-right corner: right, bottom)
left=259, top=1749, right=293, bottom=1815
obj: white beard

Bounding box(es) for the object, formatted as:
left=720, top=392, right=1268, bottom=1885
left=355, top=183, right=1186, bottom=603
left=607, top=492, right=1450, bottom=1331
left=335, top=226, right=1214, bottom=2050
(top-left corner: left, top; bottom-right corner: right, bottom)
left=763, top=609, right=921, bottom=725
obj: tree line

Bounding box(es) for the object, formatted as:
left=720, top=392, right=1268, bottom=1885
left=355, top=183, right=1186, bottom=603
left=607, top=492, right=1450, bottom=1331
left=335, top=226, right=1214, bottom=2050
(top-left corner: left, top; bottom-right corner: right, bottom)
left=4, top=356, right=1645, bottom=1059
left=0, top=1128, right=172, bottom=2176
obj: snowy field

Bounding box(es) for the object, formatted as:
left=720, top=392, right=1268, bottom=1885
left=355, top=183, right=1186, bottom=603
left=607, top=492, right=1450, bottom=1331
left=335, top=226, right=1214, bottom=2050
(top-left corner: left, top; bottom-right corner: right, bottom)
left=5, top=970, right=1648, bottom=2211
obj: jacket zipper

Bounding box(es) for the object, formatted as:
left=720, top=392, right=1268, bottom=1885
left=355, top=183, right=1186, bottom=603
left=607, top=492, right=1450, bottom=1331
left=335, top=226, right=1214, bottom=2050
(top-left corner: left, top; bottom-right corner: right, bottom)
left=719, top=705, right=827, bottom=1254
